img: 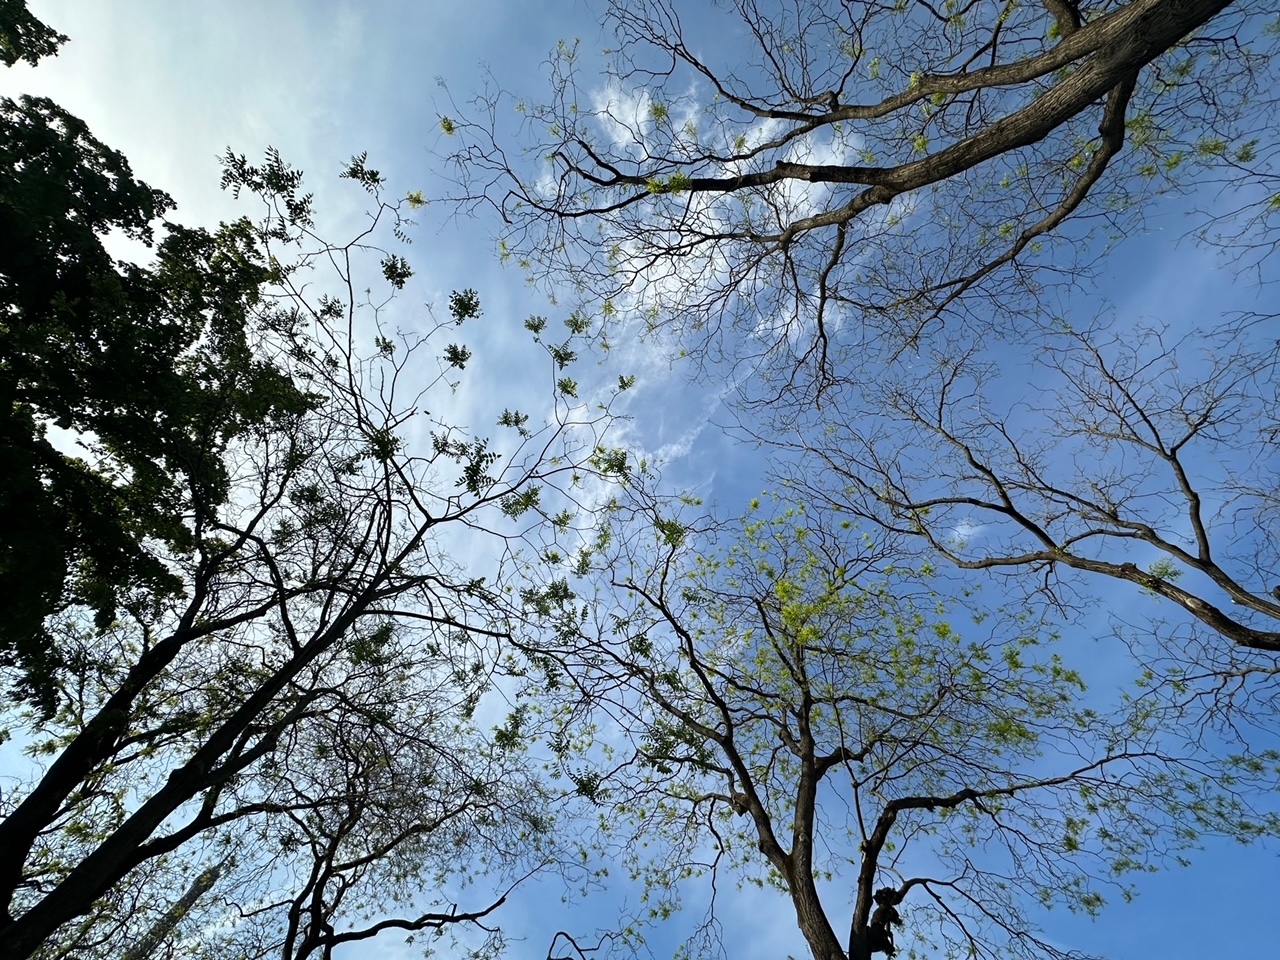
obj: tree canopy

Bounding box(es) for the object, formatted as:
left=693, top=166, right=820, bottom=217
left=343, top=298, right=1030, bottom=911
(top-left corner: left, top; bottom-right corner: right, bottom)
left=0, top=93, right=312, bottom=714
left=0, top=25, right=624, bottom=952
left=443, top=0, right=1280, bottom=690
left=448, top=0, right=1277, bottom=372
left=0, top=0, right=66, bottom=67
left=5, top=2, right=1280, bottom=959
left=436, top=4, right=1280, bottom=950
left=517, top=491, right=1278, bottom=960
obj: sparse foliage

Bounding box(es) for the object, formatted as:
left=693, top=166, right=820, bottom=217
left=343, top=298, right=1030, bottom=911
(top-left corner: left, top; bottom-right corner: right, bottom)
left=781, top=319, right=1280, bottom=669
left=441, top=0, right=1280, bottom=714
left=445, top=0, right=1278, bottom=380
left=518, top=491, right=1280, bottom=960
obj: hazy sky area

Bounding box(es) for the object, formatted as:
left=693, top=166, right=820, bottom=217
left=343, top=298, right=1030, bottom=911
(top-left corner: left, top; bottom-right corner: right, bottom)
left=3, top=2, right=1276, bottom=959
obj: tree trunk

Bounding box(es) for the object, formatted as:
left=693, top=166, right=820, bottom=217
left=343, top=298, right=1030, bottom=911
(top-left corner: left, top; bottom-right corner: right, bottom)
left=120, top=858, right=227, bottom=960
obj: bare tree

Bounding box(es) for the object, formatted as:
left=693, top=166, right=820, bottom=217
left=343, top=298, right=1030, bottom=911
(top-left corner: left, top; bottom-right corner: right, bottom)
left=444, top=0, right=1275, bottom=382
left=772, top=317, right=1280, bottom=700
left=517, top=490, right=1279, bottom=960
left=0, top=151, right=623, bottom=960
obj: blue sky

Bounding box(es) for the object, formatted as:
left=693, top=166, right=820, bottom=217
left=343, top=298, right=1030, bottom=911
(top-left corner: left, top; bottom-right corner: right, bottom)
left=3, top=2, right=1276, bottom=959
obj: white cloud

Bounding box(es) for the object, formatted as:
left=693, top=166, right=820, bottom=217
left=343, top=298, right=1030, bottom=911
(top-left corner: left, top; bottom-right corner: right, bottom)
left=591, top=79, right=656, bottom=154
left=948, top=518, right=986, bottom=549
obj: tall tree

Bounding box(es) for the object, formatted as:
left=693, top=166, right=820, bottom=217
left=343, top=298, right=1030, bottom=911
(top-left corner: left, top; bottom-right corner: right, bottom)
left=441, top=0, right=1280, bottom=677
left=0, top=146, right=622, bottom=960
left=520, top=492, right=1279, bottom=960
left=0, top=92, right=301, bottom=714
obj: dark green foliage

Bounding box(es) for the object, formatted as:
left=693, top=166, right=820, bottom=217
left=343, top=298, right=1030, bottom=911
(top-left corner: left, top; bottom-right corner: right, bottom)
left=380, top=253, right=413, bottom=288
left=0, top=0, right=66, bottom=67
left=449, top=287, right=481, bottom=323
left=0, top=95, right=313, bottom=712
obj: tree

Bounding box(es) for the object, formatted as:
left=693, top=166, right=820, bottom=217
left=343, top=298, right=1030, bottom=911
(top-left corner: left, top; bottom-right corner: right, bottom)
left=0, top=145, right=621, bottom=960
left=446, top=0, right=1276, bottom=374
left=0, top=92, right=303, bottom=715
left=520, top=493, right=1279, bottom=960
left=0, top=0, right=66, bottom=67
left=776, top=319, right=1280, bottom=671
left=441, top=0, right=1280, bottom=681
